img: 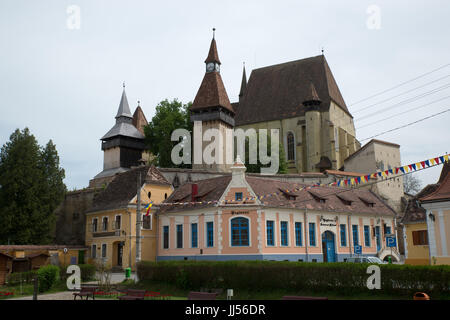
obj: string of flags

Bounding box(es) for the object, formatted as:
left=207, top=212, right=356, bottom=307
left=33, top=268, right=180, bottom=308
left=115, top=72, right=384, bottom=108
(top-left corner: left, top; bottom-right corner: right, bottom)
left=151, top=154, right=449, bottom=207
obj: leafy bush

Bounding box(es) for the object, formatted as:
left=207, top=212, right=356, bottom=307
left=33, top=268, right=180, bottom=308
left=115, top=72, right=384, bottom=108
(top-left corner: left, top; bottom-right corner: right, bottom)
left=137, top=260, right=450, bottom=298
left=59, top=264, right=96, bottom=282
left=37, top=265, right=59, bottom=292
left=78, top=264, right=96, bottom=281
left=6, top=271, right=37, bottom=286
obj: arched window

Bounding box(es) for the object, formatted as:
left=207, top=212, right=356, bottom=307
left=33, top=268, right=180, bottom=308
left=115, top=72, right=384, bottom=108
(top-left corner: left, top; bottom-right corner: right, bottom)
left=231, top=217, right=249, bottom=246
left=287, top=132, right=295, bottom=161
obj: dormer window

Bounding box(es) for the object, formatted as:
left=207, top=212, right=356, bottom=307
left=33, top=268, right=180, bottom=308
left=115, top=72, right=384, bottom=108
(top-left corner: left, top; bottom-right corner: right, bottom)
left=359, top=196, right=375, bottom=207
left=279, top=188, right=297, bottom=201
left=235, top=192, right=243, bottom=201
left=337, top=194, right=353, bottom=206
left=308, top=190, right=326, bottom=203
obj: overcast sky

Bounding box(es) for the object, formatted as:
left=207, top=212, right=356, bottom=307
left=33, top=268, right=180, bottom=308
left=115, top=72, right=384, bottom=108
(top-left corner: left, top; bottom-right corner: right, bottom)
left=1, top=0, right=449, bottom=190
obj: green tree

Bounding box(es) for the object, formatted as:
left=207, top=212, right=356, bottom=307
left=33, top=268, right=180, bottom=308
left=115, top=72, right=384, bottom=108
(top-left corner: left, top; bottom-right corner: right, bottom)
left=0, top=128, right=66, bottom=244
left=144, top=99, right=192, bottom=168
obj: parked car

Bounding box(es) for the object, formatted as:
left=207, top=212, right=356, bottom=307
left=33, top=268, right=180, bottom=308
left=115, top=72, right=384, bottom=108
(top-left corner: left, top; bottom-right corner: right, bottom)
left=346, top=256, right=387, bottom=264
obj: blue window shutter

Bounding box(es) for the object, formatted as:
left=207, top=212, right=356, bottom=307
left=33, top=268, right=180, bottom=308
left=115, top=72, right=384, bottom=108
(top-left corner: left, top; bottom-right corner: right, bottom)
left=207, top=222, right=214, bottom=247
left=266, top=221, right=274, bottom=246
left=295, top=222, right=302, bottom=246
left=309, top=223, right=316, bottom=246
left=191, top=223, right=198, bottom=248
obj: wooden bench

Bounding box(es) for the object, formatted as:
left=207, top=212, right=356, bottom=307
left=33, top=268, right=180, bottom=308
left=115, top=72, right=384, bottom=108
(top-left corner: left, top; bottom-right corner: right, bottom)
left=188, top=291, right=218, bottom=300
left=73, top=286, right=98, bottom=300
left=282, top=295, right=328, bottom=300
left=118, top=289, right=146, bottom=300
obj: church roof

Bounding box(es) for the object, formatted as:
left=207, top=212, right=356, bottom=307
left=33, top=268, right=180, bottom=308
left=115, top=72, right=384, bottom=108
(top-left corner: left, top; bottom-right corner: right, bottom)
left=239, top=64, right=247, bottom=98
left=191, top=72, right=234, bottom=113
left=101, top=122, right=144, bottom=140
left=235, top=55, right=350, bottom=126
left=101, top=87, right=145, bottom=141
left=116, top=88, right=133, bottom=119
left=204, top=38, right=221, bottom=64
left=132, top=106, right=148, bottom=135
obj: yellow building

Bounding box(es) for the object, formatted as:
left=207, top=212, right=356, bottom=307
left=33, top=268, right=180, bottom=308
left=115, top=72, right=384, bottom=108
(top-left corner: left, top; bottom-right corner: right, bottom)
left=85, top=165, right=173, bottom=271
left=401, top=184, right=440, bottom=265
left=419, top=161, right=450, bottom=265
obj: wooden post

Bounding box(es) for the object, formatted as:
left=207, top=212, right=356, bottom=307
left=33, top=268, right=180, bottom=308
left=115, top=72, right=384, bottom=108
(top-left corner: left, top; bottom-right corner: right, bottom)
left=33, top=277, right=38, bottom=300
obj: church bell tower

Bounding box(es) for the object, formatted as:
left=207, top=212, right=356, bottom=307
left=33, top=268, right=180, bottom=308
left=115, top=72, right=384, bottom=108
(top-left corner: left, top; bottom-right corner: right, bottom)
left=190, top=29, right=235, bottom=172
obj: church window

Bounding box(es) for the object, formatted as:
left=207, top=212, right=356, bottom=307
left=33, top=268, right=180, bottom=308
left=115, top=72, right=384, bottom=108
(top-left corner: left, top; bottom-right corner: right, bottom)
left=287, top=132, right=295, bottom=161
left=335, top=127, right=339, bottom=152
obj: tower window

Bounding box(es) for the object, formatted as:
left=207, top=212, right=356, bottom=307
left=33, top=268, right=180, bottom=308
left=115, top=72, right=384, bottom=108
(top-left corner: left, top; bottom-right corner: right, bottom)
left=148, top=191, right=151, bottom=199
left=287, top=132, right=295, bottom=161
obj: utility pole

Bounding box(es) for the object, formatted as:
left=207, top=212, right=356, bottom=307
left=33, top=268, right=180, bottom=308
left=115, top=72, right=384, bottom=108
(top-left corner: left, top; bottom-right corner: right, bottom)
left=136, top=173, right=142, bottom=265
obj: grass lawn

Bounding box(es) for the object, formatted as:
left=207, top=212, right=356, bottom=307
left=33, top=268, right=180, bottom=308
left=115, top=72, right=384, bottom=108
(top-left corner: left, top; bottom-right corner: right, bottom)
left=116, top=280, right=430, bottom=300
left=0, top=280, right=68, bottom=300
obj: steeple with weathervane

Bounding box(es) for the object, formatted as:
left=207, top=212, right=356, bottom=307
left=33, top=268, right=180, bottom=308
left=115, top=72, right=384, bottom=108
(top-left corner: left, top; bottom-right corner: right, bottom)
left=92, top=83, right=146, bottom=181
left=190, top=29, right=235, bottom=172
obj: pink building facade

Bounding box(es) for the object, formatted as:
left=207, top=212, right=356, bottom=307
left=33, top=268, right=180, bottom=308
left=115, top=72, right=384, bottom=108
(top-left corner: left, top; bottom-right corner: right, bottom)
left=156, top=161, right=397, bottom=262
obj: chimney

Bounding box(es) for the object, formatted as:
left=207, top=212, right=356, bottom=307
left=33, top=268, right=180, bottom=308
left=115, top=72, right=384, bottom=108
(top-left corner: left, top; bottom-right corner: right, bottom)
left=191, top=183, right=198, bottom=201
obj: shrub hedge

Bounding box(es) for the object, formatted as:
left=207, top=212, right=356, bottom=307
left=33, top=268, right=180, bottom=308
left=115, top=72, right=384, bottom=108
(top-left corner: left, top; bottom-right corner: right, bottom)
left=5, top=271, right=37, bottom=286
left=37, top=265, right=59, bottom=293
left=137, top=260, right=450, bottom=297
left=59, top=264, right=96, bottom=282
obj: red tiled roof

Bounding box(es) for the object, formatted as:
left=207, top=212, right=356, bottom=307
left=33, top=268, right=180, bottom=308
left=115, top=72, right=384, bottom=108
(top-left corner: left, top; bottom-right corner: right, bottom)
left=401, top=184, right=440, bottom=223
left=204, top=38, right=221, bottom=64
left=420, top=167, right=450, bottom=202
left=159, top=175, right=396, bottom=216
left=325, top=170, right=366, bottom=177
left=190, top=72, right=234, bottom=113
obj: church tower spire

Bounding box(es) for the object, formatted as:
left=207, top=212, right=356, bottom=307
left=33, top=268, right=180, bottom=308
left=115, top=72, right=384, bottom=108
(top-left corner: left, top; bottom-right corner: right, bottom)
left=93, top=84, right=146, bottom=180
left=239, top=62, right=247, bottom=101
left=190, top=30, right=235, bottom=172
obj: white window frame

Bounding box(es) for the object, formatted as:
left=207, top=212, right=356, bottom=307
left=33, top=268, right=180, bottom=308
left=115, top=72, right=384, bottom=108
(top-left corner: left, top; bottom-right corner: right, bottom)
left=266, top=219, right=276, bottom=247
left=228, top=215, right=251, bottom=247
left=205, top=221, right=215, bottom=248
left=114, top=214, right=122, bottom=230
left=142, top=213, right=152, bottom=230
left=101, top=216, right=108, bottom=231
left=101, top=243, right=107, bottom=258
left=285, top=131, right=296, bottom=162
left=92, top=218, right=98, bottom=233
left=162, top=225, right=170, bottom=249
left=91, top=244, right=97, bottom=258
left=279, top=220, right=289, bottom=247
left=190, top=222, right=198, bottom=249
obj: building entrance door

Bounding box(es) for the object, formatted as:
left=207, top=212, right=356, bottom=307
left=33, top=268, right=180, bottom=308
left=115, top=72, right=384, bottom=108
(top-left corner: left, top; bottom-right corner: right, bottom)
left=117, top=242, right=123, bottom=267
left=322, top=231, right=336, bottom=262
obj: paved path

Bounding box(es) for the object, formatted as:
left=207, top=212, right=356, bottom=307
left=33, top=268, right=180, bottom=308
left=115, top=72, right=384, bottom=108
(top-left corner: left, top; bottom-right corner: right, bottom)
left=7, top=273, right=135, bottom=300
